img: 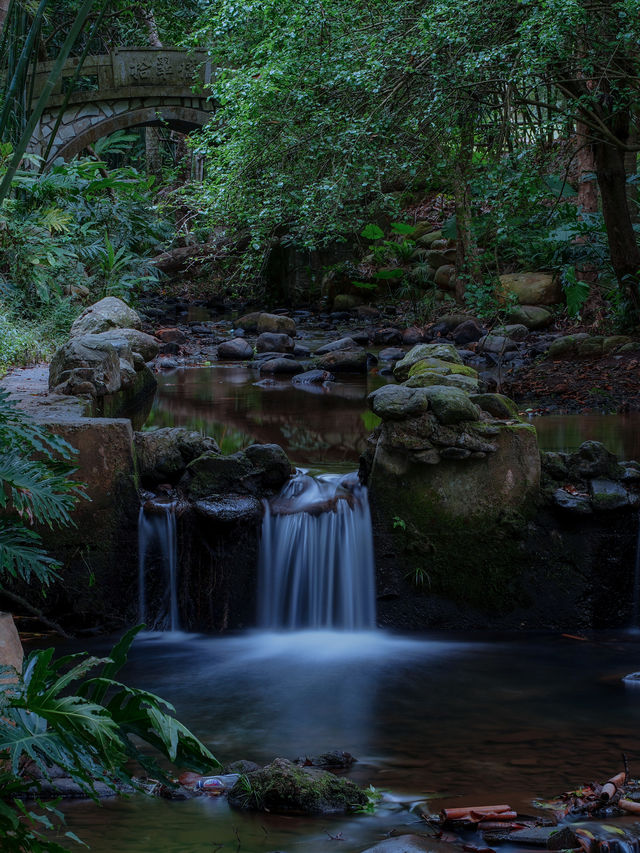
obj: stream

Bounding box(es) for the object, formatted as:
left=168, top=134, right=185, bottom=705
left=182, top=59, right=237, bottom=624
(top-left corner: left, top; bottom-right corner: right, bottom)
left=60, top=361, right=640, bottom=851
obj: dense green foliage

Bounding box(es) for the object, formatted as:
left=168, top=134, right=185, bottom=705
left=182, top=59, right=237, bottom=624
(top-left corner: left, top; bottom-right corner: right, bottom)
left=0, top=133, right=171, bottom=368
left=0, top=627, right=218, bottom=852
left=189, top=0, right=639, bottom=313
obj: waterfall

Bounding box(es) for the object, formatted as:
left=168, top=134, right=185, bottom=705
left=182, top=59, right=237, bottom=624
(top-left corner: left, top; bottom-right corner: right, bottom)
left=257, top=471, right=376, bottom=630
left=138, top=501, right=179, bottom=631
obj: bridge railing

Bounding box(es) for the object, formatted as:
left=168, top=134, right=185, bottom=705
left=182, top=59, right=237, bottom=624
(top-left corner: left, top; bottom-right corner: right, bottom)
left=32, top=48, right=212, bottom=107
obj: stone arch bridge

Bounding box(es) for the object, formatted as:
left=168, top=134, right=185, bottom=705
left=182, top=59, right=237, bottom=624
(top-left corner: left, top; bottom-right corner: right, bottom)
left=30, top=48, right=215, bottom=165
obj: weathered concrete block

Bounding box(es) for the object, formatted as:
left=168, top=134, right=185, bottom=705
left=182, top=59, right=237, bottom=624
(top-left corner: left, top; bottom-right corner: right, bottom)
left=0, top=613, right=23, bottom=674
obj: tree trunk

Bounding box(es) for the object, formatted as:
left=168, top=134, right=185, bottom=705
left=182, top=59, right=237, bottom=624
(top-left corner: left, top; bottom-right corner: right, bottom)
left=136, top=6, right=162, bottom=48
left=0, top=0, right=10, bottom=34
left=576, top=123, right=598, bottom=215
left=624, top=122, right=638, bottom=224
left=145, top=127, right=163, bottom=182
left=594, top=137, right=640, bottom=317
left=575, top=121, right=601, bottom=322
left=453, top=115, right=481, bottom=303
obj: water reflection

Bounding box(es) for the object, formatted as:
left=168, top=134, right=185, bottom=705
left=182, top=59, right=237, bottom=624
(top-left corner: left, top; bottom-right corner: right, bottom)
left=533, top=412, right=640, bottom=459
left=147, top=365, right=640, bottom=466
left=146, top=365, right=388, bottom=469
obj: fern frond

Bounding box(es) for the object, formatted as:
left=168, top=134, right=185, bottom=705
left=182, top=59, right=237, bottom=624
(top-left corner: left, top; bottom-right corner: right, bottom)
left=0, top=522, right=59, bottom=584
left=0, top=451, right=80, bottom=526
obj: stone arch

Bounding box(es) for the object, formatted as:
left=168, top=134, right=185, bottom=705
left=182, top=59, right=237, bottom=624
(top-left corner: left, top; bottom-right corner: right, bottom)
left=48, top=105, right=212, bottom=165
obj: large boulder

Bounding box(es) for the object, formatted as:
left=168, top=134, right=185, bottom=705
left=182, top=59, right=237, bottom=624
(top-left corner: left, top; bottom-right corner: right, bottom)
left=89, top=328, right=159, bottom=362
left=235, top=312, right=262, bottom=332
left=257, top=313, right=296, bottom=337
left=227, top=758, right=368, bottom=815
left=181, top=445, right=291, bottom=499
left=245, top=443, right=292, bottom=488
left=499, top=272, right=562, bottom=306
left=70, top=297, right=141, bottom=337
left=49, top=335, right=122, bottom=397
left=134, top=428, right=220, bottom=485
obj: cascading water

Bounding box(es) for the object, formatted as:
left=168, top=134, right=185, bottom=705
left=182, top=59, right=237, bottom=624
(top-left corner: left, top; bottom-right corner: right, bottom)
left=138, top=501, right=179, bottom=631
left=257, top=471, right=376, bottom=629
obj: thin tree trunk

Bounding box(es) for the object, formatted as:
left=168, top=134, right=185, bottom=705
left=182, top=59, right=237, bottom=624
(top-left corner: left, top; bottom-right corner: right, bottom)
left=136, top=7, right=164, bottom=181
left=453, top=114, right=481, bottom=303
left=0, top=0, right=10, bottom=34
left=145, top=126, right=163, bottom=181
left=575, top=121, right=601, bottom=321
left=577, top=123, right=598, bottom=215
left=136, top=5, right=162, bottom=48
left=594, top=136, right=640, bottom=317
left=624, top=123, right=638, bottom=224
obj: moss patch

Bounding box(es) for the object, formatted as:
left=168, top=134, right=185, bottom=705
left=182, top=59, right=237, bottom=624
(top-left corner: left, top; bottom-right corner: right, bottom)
left=228, top=759, right=368, bottom=815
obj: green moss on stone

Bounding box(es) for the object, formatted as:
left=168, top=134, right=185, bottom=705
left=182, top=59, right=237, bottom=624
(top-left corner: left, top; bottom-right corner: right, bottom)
left=409, top=359, right=477, bottom=379
left=228, top=759, right=368, bottom=815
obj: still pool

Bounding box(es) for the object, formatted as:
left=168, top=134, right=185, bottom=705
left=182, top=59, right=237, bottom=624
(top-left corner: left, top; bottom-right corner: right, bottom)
left=58, top=630, right=640, bottom=852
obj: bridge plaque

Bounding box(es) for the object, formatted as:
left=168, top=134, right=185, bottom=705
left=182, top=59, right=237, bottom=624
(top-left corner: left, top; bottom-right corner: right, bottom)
left=112, top=49, right=209, bottom=89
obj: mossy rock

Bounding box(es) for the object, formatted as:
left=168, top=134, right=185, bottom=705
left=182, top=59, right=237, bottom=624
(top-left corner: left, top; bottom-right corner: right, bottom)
left=368, top=385, right=430, bottom=420
left=547, top=333, right=590, bottom=358
left=420, top=386, right=481, bottom=424
left=227, top=758, right=368, bottom=815
left=183, top=451, right=253, bottom=499
left=406, top=372, right=478, bottom=392
left=408, top=358, right=477, bottom=379
left=469, top=393, right=522, bottom=421
left=394, top=344, right=462, bottom=380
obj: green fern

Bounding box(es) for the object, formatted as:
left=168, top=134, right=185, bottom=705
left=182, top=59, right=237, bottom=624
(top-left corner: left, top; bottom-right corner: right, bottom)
left=0, top=389, right=85, bottom=586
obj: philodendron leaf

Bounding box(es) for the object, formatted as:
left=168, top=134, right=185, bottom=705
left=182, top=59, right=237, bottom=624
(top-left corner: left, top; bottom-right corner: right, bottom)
left=361, top=223, right=384, bottom=241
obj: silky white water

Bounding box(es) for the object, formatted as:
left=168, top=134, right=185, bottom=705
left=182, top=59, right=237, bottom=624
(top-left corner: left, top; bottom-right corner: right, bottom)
left=257, top=471, right=376, bottom=629
left=138, top=502, right=179, bottom=631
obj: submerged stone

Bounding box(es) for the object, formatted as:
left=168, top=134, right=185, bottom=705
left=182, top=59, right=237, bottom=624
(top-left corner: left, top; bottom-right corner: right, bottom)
left=227, top=758, right=367, bottom=815
left=292, top=369, right=334, bottom=384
